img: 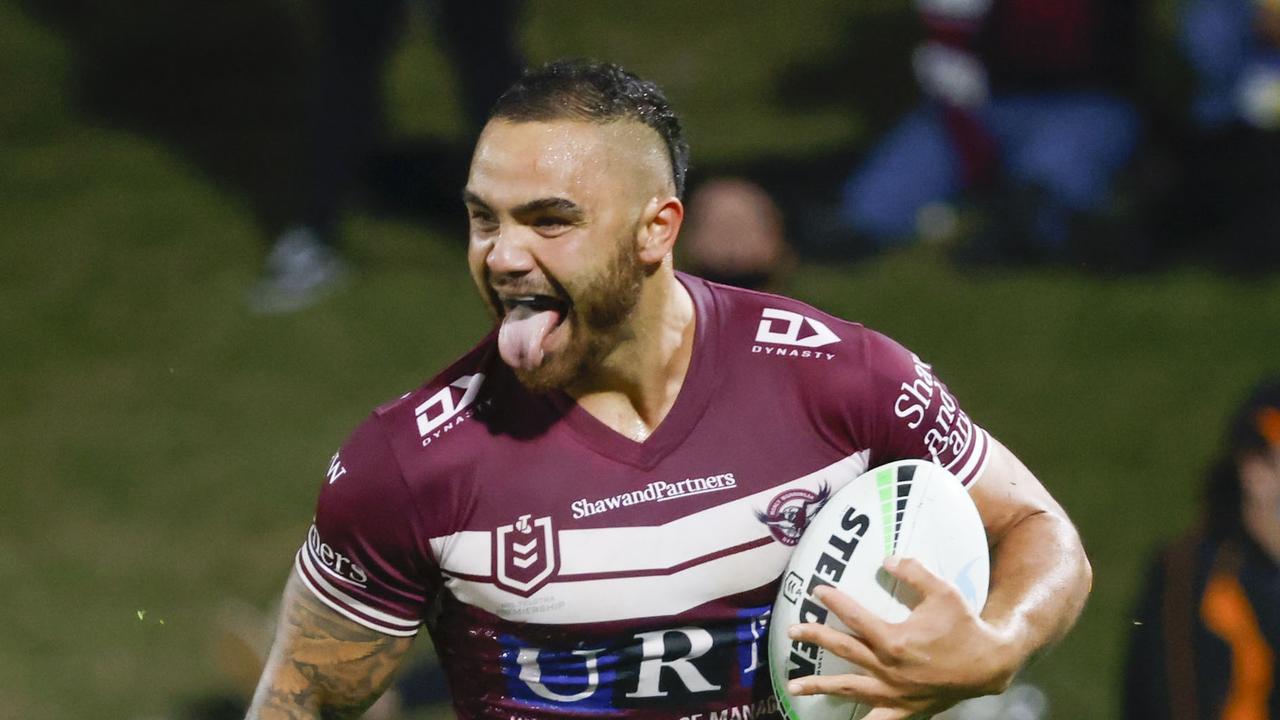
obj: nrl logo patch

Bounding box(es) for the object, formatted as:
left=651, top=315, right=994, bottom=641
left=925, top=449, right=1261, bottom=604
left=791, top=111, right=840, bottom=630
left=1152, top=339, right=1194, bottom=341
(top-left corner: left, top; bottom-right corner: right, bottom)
left=756, top=483, right=831, bottom=546
left=493, top=514, right=559, bottom=597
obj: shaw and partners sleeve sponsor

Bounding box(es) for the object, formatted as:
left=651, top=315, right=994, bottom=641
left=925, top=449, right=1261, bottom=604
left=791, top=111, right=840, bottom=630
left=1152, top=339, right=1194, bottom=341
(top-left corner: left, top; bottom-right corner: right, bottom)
left=891, top=353, right=988, bottom=486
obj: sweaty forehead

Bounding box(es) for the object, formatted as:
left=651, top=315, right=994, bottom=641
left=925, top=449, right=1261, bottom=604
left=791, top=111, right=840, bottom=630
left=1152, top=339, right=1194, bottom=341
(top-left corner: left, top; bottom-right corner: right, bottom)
left=467, top=119, right=670, bottom=207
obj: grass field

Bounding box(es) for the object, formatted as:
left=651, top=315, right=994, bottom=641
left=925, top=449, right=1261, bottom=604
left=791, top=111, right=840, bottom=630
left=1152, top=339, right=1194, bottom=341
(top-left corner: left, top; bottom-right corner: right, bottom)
left=3, top=1, right=1279, bottom=718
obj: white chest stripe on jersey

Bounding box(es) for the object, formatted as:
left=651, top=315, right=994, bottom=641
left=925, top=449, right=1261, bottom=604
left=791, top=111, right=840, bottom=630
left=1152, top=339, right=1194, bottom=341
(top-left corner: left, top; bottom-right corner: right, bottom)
left=451, top=539, right=794, bottom=624
left=428, top=451, right=870, bottom=624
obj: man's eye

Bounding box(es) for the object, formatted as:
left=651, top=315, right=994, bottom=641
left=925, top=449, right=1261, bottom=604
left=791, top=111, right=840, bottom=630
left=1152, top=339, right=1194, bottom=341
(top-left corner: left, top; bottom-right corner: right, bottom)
left=534, top=217, right=571, bottom=228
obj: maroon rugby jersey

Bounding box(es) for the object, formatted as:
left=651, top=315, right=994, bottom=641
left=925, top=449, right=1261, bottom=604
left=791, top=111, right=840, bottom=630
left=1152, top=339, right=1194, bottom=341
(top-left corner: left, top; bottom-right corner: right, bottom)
left=295, top=273, right=990, bottom=720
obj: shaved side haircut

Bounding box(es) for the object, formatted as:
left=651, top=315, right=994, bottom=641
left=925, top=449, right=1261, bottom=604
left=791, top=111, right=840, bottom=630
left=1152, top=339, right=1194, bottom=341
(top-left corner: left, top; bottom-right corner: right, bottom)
left=489, top=59, right=690, bottom=199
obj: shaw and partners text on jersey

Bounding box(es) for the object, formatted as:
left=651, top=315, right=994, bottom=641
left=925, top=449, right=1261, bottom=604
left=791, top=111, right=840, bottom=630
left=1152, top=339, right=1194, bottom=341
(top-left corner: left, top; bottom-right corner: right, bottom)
left=571, top=473, right=737, bottom=519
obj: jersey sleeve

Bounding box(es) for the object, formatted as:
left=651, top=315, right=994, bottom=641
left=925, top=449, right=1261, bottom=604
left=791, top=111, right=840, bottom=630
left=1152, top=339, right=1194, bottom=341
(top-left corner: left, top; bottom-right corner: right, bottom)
left=851, top=329, right=992, bottom=488
left=293, top=414, right=435, bottom=637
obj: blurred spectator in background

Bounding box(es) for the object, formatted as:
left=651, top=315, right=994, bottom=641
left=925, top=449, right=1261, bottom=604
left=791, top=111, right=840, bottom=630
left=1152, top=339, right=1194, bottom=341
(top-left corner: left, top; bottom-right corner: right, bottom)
left=804, top=0, right=1143, bottom=266
left=1170, top=0, right=1280, bottom=271
left=678, top=177, right=792, bottom=290
left=1183, top=0, right=1280, bottom=130
left=682, top=0, right=1147, bottom=281
left=1123, top=377, right=1280, bottom=719
left=249, top=0, right=523, bottom=313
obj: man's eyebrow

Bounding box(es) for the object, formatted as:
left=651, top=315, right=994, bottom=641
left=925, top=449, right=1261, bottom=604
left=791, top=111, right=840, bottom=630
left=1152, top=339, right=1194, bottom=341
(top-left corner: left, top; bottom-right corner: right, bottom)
left=462, top=190, right=490, bottom=209
left=462, top=192, right=582, bottom=219
left=512, top=197, right=583, bottom=217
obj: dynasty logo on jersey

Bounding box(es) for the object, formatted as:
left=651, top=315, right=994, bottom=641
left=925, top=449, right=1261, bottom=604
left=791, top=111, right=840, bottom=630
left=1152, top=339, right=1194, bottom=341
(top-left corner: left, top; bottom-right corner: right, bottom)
left=754, top=309, right=840, bottom=348
left=416, top=373, right=486, bottom=445
left=751, top=309, right=839, bottom=361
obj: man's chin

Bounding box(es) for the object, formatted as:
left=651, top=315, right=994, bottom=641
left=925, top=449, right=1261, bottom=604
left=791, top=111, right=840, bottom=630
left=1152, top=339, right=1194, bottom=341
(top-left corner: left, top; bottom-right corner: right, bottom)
left=505, top=318, right=620, bottom=394
left=510, top=360, right=576, bottom=394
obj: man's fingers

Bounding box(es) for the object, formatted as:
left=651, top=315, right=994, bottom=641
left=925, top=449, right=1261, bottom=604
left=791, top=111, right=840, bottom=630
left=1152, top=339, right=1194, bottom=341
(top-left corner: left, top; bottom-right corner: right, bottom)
left=785, top=670, right=894, bottom=703
left=812, top=585, right=893, bottom=647
left=883, top=556, right=950, bottom=601
left=786, top=674, right=919, bottom=720
left=861, top=708, right=916, bottom=720
left=787, top=622, right=879, bottom=670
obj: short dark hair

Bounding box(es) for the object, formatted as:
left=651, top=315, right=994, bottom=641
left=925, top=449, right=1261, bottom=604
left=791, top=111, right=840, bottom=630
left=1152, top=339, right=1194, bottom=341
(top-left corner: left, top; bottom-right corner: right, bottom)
left=1204, top=376, right=1280, bottom=538
left=1226, top=377, right=1280, bottom=458
left=489, top=59, right=690, bottom=199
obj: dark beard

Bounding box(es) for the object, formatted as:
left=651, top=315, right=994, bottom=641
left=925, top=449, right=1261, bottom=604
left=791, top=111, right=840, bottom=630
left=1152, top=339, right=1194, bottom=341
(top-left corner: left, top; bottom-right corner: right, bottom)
left=512, top=242, right=645, bottom=393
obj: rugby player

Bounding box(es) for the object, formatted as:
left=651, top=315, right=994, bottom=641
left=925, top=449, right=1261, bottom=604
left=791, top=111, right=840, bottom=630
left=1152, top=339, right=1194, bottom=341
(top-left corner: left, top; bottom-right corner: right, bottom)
left=245, top=60, right=1092, bottom=720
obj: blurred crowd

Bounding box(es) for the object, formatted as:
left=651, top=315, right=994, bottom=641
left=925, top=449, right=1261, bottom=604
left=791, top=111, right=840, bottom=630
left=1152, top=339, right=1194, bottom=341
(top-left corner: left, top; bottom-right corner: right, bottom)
left=680, top=0, right=1280, bottom=289
left=243, top=0, right=1280, bottom=313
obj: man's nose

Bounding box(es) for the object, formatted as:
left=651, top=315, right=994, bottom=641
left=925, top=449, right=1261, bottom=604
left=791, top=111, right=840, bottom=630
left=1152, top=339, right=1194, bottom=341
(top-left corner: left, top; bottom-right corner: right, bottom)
left=485, top=227, right=537, bottom=276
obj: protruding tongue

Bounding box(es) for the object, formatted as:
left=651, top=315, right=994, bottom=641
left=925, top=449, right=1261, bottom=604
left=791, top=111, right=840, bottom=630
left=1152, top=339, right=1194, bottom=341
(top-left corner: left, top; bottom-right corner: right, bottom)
left=498, top=304, right=562, bottom=371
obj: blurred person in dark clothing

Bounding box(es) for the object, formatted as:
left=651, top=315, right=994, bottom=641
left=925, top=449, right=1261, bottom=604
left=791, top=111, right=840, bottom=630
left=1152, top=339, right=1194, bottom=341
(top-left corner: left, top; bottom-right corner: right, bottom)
left=250, top=0, right=523, bottom=314
left=1123, top=377, right=1280, bottom=720
left=1183, top=0, right=1280, bottom=133
left=815, top=0, right=1143, bottom=265
left=1172, top=0, right=1280, bottom=271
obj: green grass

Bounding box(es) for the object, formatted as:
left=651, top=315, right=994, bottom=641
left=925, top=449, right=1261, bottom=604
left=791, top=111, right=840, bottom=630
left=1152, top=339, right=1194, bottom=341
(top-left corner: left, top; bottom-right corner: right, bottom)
left=795, top=254, right=1280, bottom=715
left=3, top=1, right=1278, bottom=718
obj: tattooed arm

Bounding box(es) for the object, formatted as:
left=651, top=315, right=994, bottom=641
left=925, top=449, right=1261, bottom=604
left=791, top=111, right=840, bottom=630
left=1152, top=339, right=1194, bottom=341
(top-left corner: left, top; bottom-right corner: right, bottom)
left=246, top=572, right=415, bottom=720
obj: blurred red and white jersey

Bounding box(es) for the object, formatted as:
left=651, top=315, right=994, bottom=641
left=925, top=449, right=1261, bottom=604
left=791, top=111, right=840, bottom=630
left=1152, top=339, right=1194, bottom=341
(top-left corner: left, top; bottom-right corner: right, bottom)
left=295, top=273, right=991, bottom=720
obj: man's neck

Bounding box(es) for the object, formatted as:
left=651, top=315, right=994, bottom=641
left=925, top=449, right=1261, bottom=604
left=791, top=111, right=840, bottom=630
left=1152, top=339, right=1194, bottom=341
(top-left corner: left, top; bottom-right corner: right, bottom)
left=567, top=270, right=696, bottom=442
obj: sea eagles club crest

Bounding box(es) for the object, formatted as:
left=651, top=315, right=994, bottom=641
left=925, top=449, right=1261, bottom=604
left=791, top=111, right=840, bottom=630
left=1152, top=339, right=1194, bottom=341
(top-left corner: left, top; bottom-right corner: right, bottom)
left=756, top=483, right=831, bottom=546
left=493, top=514, right=559, bottom=597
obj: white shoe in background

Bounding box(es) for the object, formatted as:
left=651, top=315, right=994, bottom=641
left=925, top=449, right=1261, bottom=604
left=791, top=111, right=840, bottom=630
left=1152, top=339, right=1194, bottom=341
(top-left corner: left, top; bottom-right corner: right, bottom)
left=247, top=226, right=348, bottom=314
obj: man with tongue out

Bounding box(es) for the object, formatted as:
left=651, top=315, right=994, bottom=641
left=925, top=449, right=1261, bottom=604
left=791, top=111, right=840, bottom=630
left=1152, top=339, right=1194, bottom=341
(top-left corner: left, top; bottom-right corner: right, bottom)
left=248, top=60, right=1092, bottom=720
left=473, top=97, right=686, bottom=415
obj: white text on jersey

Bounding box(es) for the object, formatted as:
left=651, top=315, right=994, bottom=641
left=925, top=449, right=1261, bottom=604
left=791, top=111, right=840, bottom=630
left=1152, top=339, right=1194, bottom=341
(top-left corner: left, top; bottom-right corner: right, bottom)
left=571, top=473, right=737, bottom=519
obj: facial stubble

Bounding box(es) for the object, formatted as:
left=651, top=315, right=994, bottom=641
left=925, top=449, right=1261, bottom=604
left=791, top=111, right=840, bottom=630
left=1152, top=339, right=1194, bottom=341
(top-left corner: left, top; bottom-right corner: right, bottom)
left=510, top=237, right=647, bottom=393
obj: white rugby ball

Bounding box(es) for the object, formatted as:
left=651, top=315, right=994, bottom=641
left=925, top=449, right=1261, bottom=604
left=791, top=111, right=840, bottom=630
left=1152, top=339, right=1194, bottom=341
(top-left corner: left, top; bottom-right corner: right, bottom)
left=769, top=459, right=990, bottom=720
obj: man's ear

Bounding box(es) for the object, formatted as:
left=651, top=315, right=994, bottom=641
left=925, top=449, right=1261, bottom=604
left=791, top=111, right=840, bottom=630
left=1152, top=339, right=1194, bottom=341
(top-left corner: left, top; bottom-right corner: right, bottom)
left=635, top=196, right=684, bottom=265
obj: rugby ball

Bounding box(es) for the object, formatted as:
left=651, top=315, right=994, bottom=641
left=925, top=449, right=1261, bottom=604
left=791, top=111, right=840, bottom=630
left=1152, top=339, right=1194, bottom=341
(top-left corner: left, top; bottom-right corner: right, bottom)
left=769, top=459, right=990, bottom=720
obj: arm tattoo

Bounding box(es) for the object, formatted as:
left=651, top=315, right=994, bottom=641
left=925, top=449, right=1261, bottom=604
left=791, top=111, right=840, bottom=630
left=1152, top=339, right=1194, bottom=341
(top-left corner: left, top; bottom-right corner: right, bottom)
left=246, top=573, right=415, bottom=720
